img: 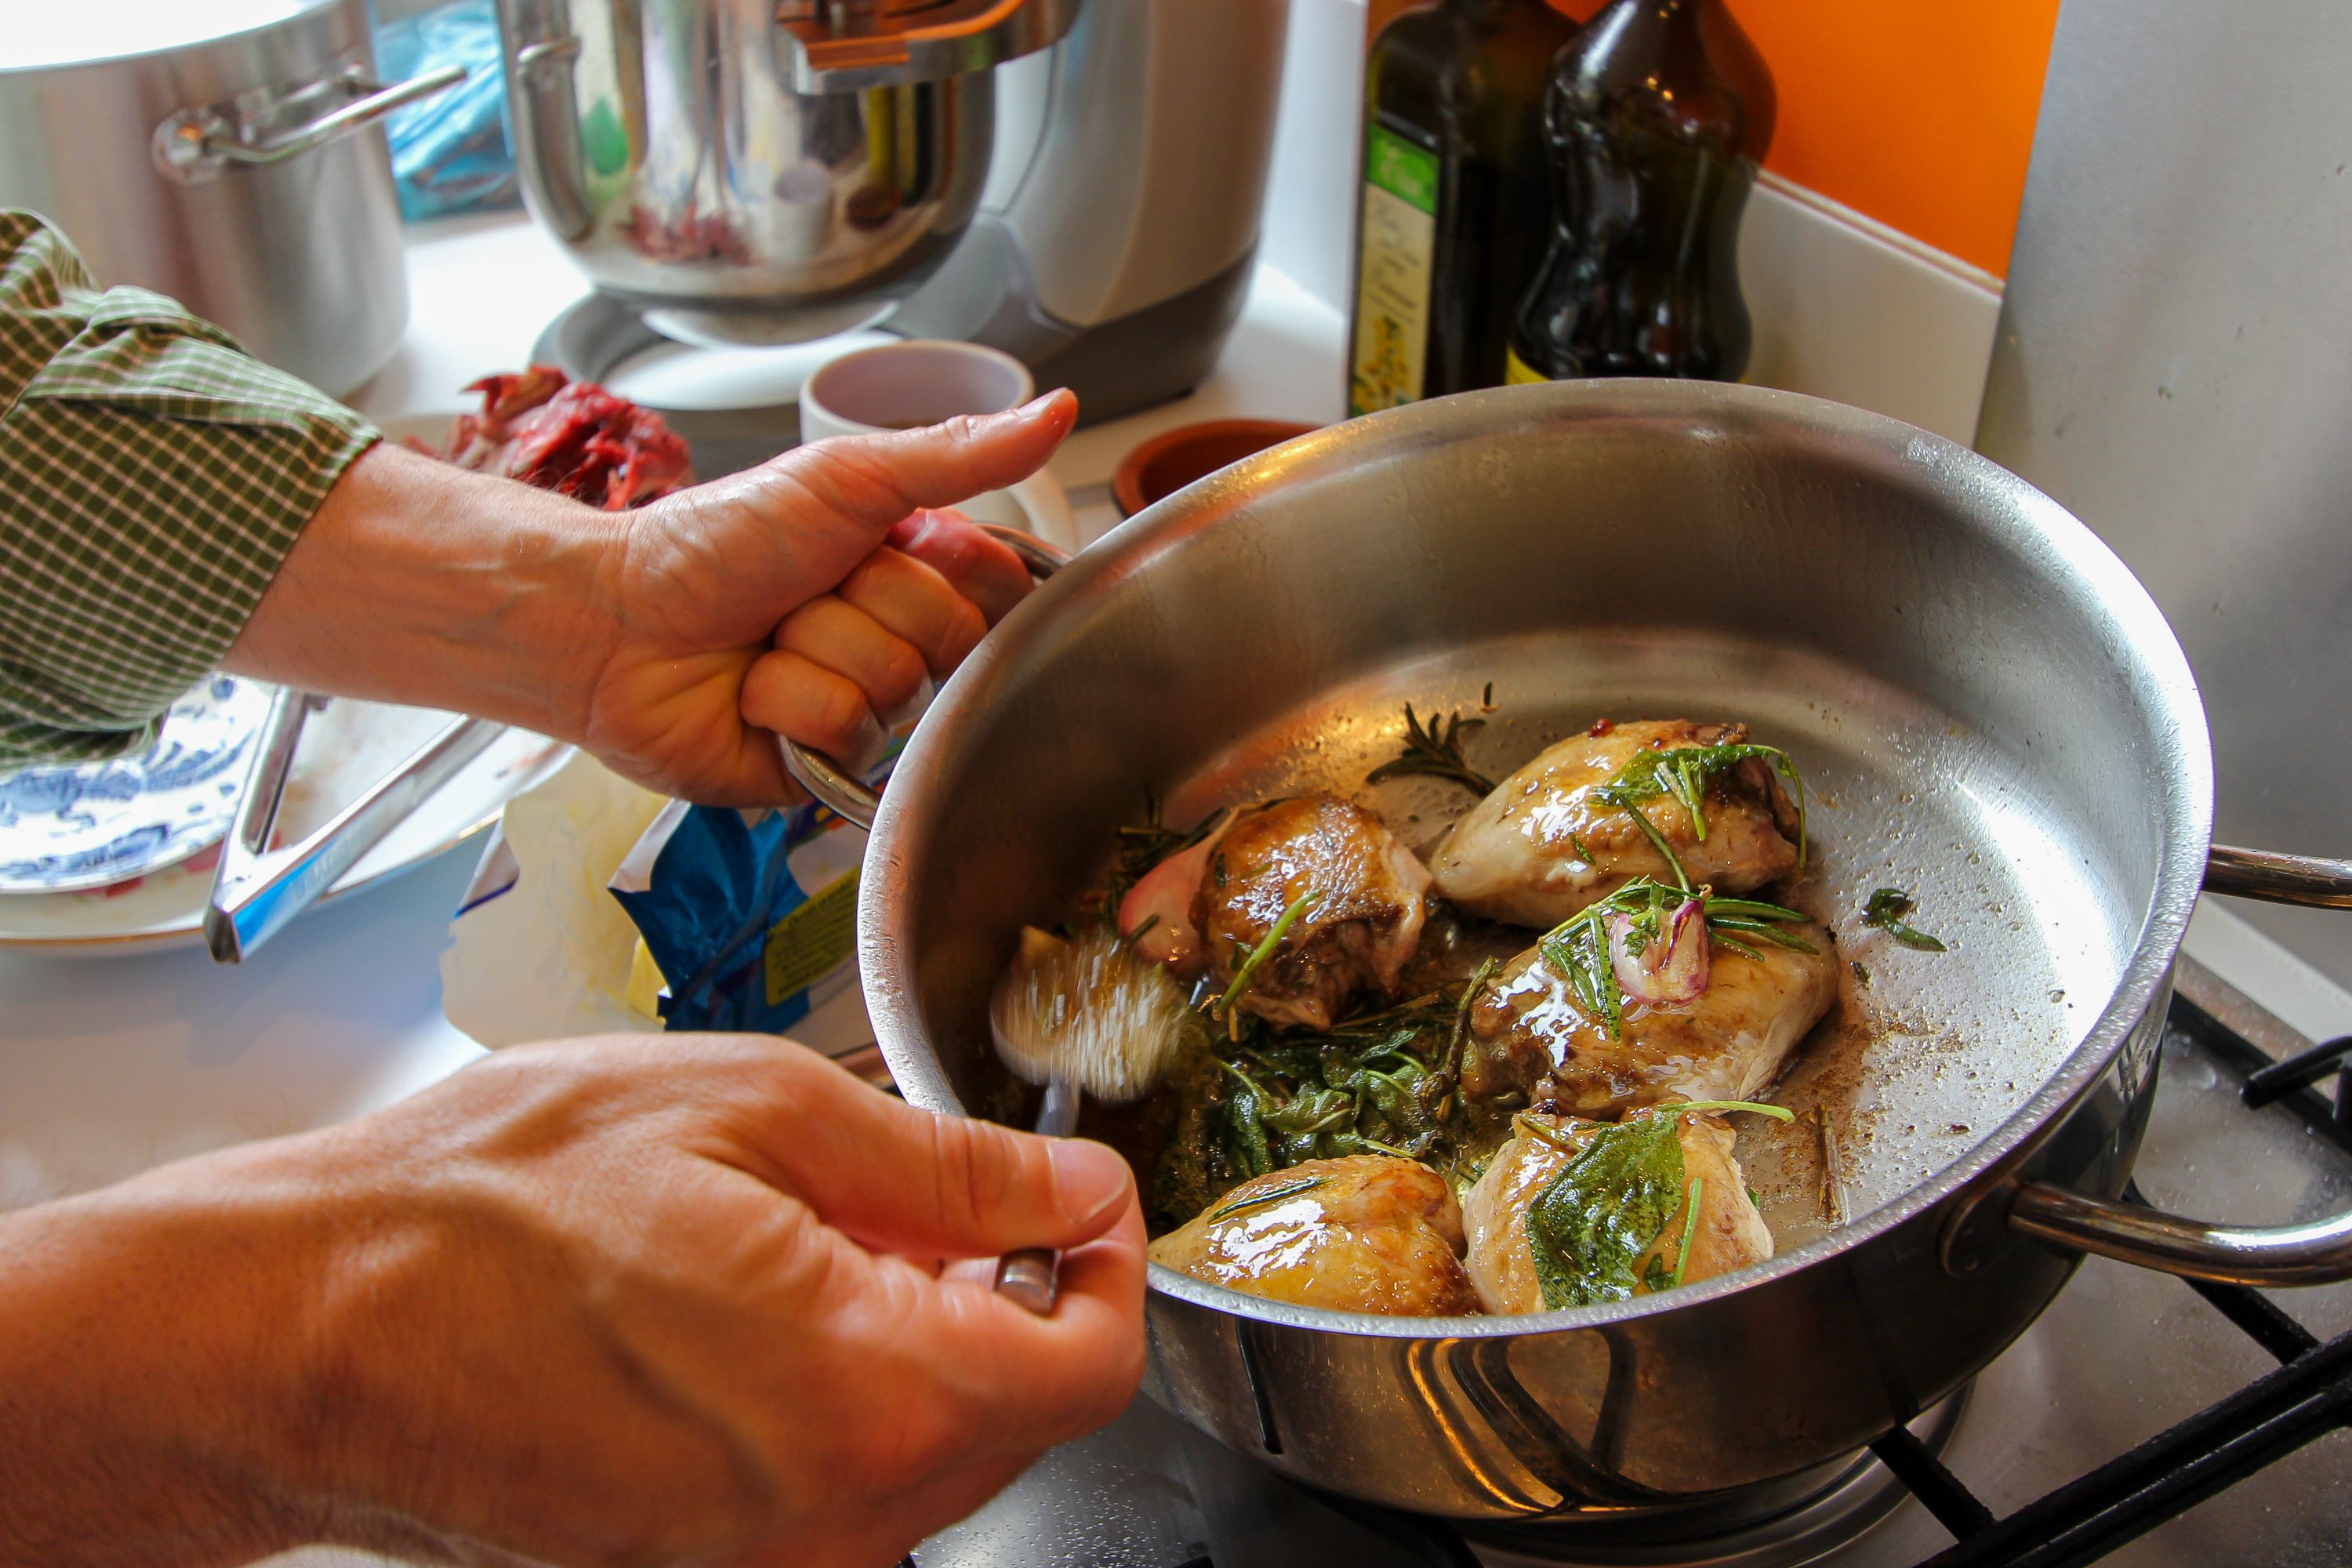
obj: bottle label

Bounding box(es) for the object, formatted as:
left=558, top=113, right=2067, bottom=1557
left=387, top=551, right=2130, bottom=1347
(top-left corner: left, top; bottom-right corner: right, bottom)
left=1504, top=348, right=1548, bottom=387
left=1348, top=126, right=1440, bottom=417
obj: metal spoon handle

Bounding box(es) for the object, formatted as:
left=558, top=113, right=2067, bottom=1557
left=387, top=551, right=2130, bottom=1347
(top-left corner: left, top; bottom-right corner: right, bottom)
left=994, top=1078, right=1079, bottom=1315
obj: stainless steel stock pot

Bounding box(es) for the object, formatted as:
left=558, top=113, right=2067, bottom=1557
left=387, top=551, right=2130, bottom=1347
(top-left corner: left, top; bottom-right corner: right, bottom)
left=789, top=382, right=2352, bottom=1524
left=0, top=0, right=461, bottom=395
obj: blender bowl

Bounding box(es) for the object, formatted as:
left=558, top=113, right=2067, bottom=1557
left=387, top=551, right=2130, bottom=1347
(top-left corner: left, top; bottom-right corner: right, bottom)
left=498, top=0, right=1028, bottom=345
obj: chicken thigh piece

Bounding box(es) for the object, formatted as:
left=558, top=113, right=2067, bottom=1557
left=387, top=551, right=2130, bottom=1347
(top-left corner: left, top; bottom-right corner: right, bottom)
left=1196, top=795, right=1433, bottom=1030
left=1432, top=720, right=1802, bottom=926
left=1462, top=1109, right=1773, bottom=1315
left=1149, top=1155, right=1483, bottom=1316
left=1462, top=916, right=1837, bottom=1117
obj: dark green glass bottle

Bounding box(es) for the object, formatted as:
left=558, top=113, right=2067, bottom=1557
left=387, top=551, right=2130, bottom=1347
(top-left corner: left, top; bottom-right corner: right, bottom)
left=1506, top=0, right=1775, bottom=384
left=1347, top=0, right=1577, bottom=416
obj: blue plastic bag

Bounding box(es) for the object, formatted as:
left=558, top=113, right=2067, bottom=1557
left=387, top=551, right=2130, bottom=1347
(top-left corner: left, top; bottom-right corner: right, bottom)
left=374, top=0, right=518, bottom=221
left=608, top=796, right=872, bottom=1035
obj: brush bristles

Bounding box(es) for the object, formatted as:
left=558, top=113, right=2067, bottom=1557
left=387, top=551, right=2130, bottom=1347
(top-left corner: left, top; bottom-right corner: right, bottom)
left=990, top=927, right=1195, bottom=1103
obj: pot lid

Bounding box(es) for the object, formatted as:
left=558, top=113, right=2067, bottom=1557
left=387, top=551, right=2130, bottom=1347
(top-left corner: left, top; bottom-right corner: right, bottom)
left=5, top=0, right=336, bottom=72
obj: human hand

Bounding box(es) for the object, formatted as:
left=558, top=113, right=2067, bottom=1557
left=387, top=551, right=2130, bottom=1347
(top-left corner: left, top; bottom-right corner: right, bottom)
left=0, top=1034, right=1144, bottom=1568
left=228, top=390, right=1072, bottom=808
left=579, top=392, right=1073, bottom=804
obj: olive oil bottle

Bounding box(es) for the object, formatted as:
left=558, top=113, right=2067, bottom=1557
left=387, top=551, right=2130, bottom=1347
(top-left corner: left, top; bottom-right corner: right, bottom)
left=1347, top=0, right=1577, bottom=416
left=1507, top=0, right=1775, bottom=384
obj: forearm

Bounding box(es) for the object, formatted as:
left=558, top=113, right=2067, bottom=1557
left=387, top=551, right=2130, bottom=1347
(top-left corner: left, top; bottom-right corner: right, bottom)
left=223, top=441, right=625, bottom=742
left=0, top=1156, right=328, bottom=1568
left=0, top=209, right=381, bottom=768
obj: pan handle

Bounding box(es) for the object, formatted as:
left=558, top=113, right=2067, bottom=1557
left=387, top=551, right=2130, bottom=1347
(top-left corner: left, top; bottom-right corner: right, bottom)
left=779, top=523, right=1069, bottom=829
left=154, top=64, right=467, bottom=184
left=2202, top=844, right=2352, bottom=908
left=2002, top=840, right=2352, bottom=1285
left=2009, top=1185, right=2352, bottom=1287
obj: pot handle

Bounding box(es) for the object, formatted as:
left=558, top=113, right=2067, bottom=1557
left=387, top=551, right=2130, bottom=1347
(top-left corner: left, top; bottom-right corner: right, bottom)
left=154, top=64, right=467, bottom=185
left=2201, top=843, right=2352, bottom=908
left=780, top=523, right=1069, bottom=829
left=2009, top=1185, right=2352, bottom=1287
left=2003, top=840, right=2352, bottom=1286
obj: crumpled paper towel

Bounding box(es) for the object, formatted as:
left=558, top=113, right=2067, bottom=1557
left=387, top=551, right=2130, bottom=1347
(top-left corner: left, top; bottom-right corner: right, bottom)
left=440, top=751, right=669, bottom=1044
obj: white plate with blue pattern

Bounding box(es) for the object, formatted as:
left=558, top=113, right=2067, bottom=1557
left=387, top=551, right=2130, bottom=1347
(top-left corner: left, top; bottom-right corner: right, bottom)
left=0, top=691, right=570, bottom=954
left=0, top=675, right=274, bottom=895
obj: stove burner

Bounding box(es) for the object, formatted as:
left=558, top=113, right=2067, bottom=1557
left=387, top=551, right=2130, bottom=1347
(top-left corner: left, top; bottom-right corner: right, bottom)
left=1445, top=1394, right=1969, bottom=1567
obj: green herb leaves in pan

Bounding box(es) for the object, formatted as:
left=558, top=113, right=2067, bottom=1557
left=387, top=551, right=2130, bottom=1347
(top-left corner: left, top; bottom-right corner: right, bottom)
left=1523, top=1101, right=1795, bottom=1310
left=1591, top=742, right=1808, bottom=861
left=1367, top=702, right=1496, bottom=795
left=1525, top=1109, right=1687, bottom=1309
left=1193, top=976, right=1490, bottom=1193
left=1863, top=887, right=1946, bottom=951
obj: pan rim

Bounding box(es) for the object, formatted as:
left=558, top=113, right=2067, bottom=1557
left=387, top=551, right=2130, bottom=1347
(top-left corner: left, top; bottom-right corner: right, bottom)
left=862, top=379, right=2216, bottom=1338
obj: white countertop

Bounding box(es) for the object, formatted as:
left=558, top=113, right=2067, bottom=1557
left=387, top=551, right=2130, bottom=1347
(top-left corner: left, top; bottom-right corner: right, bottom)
left=0, top=212, right=1345, bottom=1216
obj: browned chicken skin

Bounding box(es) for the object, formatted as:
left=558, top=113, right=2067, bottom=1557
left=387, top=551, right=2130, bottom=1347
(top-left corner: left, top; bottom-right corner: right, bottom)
left=1148, top=1155, right=1482, bottom=1316
left=1465, top=916, right=1838, bottom=1117
left=1431, top=720, right=1802, bottom=927
left=1462, top=1109, right=1773, bottom=1314
left=1197, top=795, right=1432, bottom=1030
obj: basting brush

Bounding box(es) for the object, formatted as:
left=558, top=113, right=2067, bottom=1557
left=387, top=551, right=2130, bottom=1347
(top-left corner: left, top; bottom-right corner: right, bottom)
left=988, top=924, right=1195, bottom=1312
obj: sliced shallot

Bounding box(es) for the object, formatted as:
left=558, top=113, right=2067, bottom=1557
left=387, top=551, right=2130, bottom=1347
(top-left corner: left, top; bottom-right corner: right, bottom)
left=1606, top=898, right=1710, bottom=1005
left=1116, top=811, right=1233, bottom=975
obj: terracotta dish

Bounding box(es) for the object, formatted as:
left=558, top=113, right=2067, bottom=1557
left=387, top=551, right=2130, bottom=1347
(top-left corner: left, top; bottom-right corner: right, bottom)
left=1112, top=419, right=1318, bottom=517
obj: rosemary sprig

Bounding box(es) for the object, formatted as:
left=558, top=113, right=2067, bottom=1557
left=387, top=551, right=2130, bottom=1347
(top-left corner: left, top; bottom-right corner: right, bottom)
left=1113, top=913, right=1160, bottom=955
left=1214, top=892, right=1316, bottom=1036
left=1624, top=807, right=1690, bottom=890
left=1515, top=1098, right=1794, bottom=1150
left=1366, top=702, right=1495, bottom=795
left=1592, top=743, right=1809, bottom=864
left=1322, top=989, right=1448, bottom=1037
left=1660, top=1099, right=1798, bottom=1123
left=1668, top=1176, right=1701, bottom=1290
left=1114, top=797, right=1224, bottom=876
left=1704, top=897, right=1826, bottom=953
left=1536, top=880, right=1816, bottom=1038
left=1205, top=1174, right=1327, bottom=1224
left=1437, top=956, right=1499, bottom=1123
left=1863, top=887, right=1946, bottom=951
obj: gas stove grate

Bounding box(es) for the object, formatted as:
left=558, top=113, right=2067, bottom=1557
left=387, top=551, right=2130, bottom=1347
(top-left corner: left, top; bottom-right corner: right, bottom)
left=1863, top=971, right=2352, bottom=1568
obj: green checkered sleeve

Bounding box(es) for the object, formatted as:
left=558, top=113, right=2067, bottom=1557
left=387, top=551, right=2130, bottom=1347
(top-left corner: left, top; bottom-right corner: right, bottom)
left=0, top=209, right=379, bottom=770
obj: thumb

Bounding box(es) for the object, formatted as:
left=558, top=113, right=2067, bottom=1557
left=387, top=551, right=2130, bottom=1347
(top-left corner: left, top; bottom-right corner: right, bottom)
left=783, top=388, right=1077, bottom=541
left=745, top=1049, right=1134, bottom=1259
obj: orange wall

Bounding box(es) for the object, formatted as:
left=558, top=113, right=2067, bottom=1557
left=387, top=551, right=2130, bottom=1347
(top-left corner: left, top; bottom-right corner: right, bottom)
left=1368, top=0, right=2060, bottom=278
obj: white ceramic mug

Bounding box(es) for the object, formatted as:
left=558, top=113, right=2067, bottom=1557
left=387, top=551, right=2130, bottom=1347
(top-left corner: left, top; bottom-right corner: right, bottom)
left=799, top=339, right=1076, bottom=550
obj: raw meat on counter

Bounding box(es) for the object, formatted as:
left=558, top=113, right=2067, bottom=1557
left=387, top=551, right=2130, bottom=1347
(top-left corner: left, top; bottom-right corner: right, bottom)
left=409, top=365, right=692, bottom=509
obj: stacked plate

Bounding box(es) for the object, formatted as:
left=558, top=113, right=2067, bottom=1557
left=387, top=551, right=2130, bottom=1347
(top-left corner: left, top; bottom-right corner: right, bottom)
left=0, top=680, right=567, bottom=956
